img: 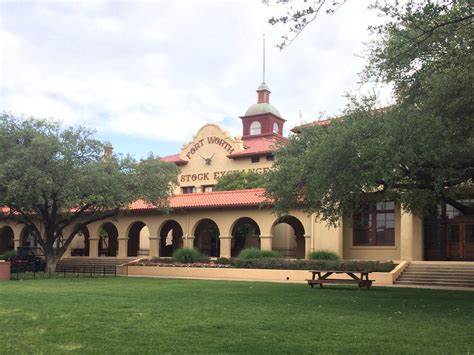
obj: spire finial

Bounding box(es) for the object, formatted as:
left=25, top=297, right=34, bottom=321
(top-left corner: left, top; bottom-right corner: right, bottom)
left=262, top=33, right=266, bottom=84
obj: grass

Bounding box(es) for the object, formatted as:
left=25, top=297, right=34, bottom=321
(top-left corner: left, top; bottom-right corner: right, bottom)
left=0, top=278, right=472, bottom=354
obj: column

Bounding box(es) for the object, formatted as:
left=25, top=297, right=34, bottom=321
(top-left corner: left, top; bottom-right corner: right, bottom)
left=14, top=238, right=21, bottom=251
left=149, top=236, right=161, bottom=258
left=89, top=237, right=99, bottom=257
left=219, top=235, right=232, bottom=259
left=260, top=235, right=272, bottom=251
left=400, top=210, right=423, bottom=261
left=117, top=237, right=128, bottom=258
left=304, top=234, right=312, bottom=259
left=184, top=235, right=195, bottom=249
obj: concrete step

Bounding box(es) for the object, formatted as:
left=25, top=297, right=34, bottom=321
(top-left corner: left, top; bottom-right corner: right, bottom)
left=401, top=271, right=474, bottom=277
left=399, top=273, right=474, bottom=281
left=398, top=276, right=474, bottom=283
left=396, top=280, right=474, bottom=288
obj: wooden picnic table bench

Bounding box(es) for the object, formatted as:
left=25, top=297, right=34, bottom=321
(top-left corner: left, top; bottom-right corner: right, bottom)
left=307, top=270, right=373, bottom=289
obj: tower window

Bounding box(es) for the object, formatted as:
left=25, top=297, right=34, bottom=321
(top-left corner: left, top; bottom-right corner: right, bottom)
left=250, top=121, right=261, bottom=135
left=251, top=156, right=260, bottom=163
left=273, top=122, right=279, bottom=134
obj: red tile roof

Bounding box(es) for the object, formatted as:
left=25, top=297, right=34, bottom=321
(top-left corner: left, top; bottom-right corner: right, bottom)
left=291, top=119, right=333, bottom=133
left=160, top=154, right=188, bottom=165
left=129, top=188, right=270, bottom=210
left=227, top=136, right=287, bottom=158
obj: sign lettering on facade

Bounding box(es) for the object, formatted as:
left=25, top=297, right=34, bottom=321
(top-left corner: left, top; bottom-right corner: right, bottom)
left=185, top=136, right=235, bottom=160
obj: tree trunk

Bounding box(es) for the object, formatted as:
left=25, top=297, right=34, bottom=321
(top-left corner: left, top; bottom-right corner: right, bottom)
left=44, top=250, right=59, bottom=273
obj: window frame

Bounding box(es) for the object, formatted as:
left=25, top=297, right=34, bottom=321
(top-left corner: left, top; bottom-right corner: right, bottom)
left=249, top=121, right=261, bottom=135
left=353, top=202, right=395, bottom=247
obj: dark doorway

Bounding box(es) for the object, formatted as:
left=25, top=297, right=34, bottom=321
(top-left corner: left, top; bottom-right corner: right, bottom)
left=128, top=222, right=146, bottom=257
left=194, top=219, right=220, bottom=257
left=99, top=223, right=118, bottom=257
left=160, top=220, right=183, bottom=257
left=0, top=226, right=14, bottom=254
left=231, top=218, right=261, bottom=257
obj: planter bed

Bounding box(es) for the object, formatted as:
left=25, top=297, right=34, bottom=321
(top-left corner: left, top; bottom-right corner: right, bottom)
left=118, top=259, right=406, bottom=285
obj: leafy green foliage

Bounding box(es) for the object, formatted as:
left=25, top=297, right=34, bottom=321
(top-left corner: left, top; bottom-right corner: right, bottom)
left=172, top=248, right=208, bottom=263
left=214, top=170, right=268, bottom=191
left=0, top=250, right=16, bottom=260
left=0, top=115, right=179, bottom=269
left=266, top=1, right=474, bottom=223
left=237, top=247, right=280, bottom=259
left=308, top=250, right=340, bottom=260
left=231, top=258, right=395, bottom=272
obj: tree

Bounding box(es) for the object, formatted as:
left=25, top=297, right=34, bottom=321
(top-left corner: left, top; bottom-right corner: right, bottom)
left=0, top=114, right=179, bottom=270
left=214, top=171, right=268, bottom=191
left=266, top=1, right=474, bottom=225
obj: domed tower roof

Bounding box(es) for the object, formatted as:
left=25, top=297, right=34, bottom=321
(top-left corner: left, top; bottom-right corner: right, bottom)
left=240, top=82, right=286, bottom=139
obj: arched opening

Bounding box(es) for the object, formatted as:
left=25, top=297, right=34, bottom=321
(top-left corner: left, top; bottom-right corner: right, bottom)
left=272, top=216, right=306, bottom=259
left=160, top=220, right=183, bottom=257
left=231, top=217, right=261, bottom=257
left=128, top=221, right=148, bottom=257
left=20, top=226, right=37, bottom=249
left=70, top=226, right=90, bottom=256
left=0, top=226, right=14, bottom=254
left=194, top=219, right=220, bottom=257
left=250, top=121, right=261, bottom=135
left=98, top=223, right=118, bottom=257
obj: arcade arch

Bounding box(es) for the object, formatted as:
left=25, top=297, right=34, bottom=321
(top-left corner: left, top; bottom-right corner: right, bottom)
left=193, top=219, right=220, bottom=257
left=230, top=217, right=261, bottom=257
left=98, top=223, right=118, bottom=257
left=0, top=226, right=14, bottom=254
left=127, top=221, right=150, bottom=257
left=272, top=215, right=306, bottom=259
left=159, top=220, right=183, bottom=257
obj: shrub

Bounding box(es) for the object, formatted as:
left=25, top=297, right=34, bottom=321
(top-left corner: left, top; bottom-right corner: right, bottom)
left=237, top=248, right=280, bottom=259
left=172, top=248, right=209, bottom=263
left=261, top=250, right=280, bottom=258
left=229, top=258, right=396, bottom=272
left=216, top=257, right=230, bottom=264
left=308, top=250, right=340, bottom=261
left=0, top=250, right=16, bottom=260
left=237, top=248, right=262, bottom=259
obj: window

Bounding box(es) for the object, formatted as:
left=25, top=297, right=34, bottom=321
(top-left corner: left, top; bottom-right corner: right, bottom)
left=251, top=156, right=260, bottom=163
left=353, top=202, right=395, bottom=246
left=181, top=186, right=196, bottom=194
left=203, top=185, right=214, bottom=193
left=273, top=122, right=279, bottom=134
left=250, top=121, right=261, bottom=135
left=266, top=154, right=274, bottom=161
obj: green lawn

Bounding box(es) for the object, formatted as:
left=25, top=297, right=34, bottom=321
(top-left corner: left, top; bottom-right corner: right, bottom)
left=0, top=278, right=472, bottom=354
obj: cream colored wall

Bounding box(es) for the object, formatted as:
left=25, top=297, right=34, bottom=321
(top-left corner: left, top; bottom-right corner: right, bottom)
left=174, top=124, right=273, bottom=193
left=342, top=207, right=401, bottom=261
left=313, top=218, right=343, bottom=256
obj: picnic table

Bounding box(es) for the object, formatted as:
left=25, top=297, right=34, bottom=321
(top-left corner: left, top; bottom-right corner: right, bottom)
left=307, top=270, right=373, bottom=289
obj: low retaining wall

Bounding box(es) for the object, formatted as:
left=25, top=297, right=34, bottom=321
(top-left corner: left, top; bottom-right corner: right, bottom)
left=0, top=261, right=11, bottom=281
left=117, top=261, right=408, bottom=285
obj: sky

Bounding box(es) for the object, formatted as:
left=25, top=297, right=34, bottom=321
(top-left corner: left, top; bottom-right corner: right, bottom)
left=0, top=0, right=391, bottom=159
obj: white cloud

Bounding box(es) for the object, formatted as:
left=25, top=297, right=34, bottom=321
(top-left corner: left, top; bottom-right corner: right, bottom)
left=0, top=0, right=392, bottom=155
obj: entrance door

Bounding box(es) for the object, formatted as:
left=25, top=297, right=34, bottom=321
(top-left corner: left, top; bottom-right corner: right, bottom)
left=463, top=224, right=474, bottom=259
left=447, top=223, right=474, bottom=260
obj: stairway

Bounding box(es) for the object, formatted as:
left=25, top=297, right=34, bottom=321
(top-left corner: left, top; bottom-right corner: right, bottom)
left=396, top=262, right=474, bottom=288
left=56, top=257, right=138, bottom=274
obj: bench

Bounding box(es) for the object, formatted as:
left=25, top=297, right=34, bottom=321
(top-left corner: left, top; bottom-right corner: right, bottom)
left=307, top=270, right=373, bottom=289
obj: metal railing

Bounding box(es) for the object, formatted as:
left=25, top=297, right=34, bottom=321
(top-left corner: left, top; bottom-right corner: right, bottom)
left=11, top=264, right=117, bottom=280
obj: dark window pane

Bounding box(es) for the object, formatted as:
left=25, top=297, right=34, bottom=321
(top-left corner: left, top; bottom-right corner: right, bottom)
left=354, top=229, right=371, bottom=246
left=377, top=229, right=395, bottom=246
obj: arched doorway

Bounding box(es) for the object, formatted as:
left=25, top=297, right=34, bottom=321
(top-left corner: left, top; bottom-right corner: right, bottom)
left=0, top=226, right=14, bottom=254
left=160, top=220, right=183, bottom=257
left=128, top=221, right=148, bottom=257
left=98, top=223, right=118, bottom=257
left=231, top=217, right=261, bottom=257
left=70, top=226, right=90, bottom=256
left=272, top=216, right=305, bottom=259
left=194, top=219, right=220, bottom=257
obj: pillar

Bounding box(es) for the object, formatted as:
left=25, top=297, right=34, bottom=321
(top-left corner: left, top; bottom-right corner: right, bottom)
left=117, top=237, right=128, bottom=258
left=219, top=235, right=231, bottom=259
left=400, top=210, right=423, bottom=261
left=304, top=234, right=311, bottom=259
left=149, top=236, right=160, bottom=258
left=89, top=237, right=99, bottom=257
left=260, top=235, right=272, bottom=251
left=13, top=238, right=21, bottom=251
left=184, top=236, right=195, bottom=249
